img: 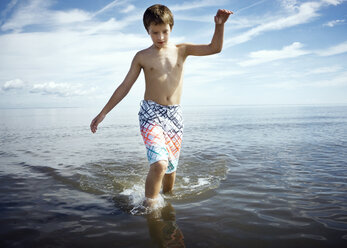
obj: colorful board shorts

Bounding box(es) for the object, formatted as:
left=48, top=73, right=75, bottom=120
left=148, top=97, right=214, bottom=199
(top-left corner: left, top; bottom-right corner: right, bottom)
left=138, top=100, right=184, bottom=174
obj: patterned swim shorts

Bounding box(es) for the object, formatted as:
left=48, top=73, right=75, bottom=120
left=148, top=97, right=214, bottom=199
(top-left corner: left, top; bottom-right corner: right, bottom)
left=138, top=100, right=184, bottom=174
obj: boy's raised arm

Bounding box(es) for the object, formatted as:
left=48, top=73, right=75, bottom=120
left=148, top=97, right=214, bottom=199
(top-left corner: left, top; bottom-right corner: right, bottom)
left=90, top=53, right=142, bottom=133
left=182, top=9, right=233, bottom=57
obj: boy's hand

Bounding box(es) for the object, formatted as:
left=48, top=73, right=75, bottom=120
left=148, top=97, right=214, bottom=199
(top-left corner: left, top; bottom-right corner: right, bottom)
left=214, top=9, right=233, bottom=25
left=90, top=113, right=105, bottom=133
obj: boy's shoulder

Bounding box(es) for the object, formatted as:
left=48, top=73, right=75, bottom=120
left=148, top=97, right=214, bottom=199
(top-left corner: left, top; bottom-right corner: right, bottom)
left=133, top=47, right=152, bottom=67
left=137, top=46, right=152, bottom=56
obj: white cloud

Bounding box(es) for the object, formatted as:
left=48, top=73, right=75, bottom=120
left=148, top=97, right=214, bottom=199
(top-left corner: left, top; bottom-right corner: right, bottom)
left=93, top=0, right=134, bottom=16
left=323, top=19, right=345, bottom=27
left=316, top=41, right=347, bottom=56
left=1, top=0, right=54, bottom=31
left=264, top=81, right=299, bottom=89
left=265, top=70, right=347, bottom=89
left=238, top=39, right=347, bottom=69
left=30, top=81, right=95, bottom=96
left=280, top=0, right=300, bottom=12
left=239, top=42, right=310, bottom=66
left=1, top=79, right=26, bottom=91
left=170, top=0, right=227, bottom=11
left=1, top=0, right=18, bottom=20
left=0, top=0, right=138, bottom=32
left=121, top=4, right=135, bottom=13
left=306, top=65, right=343, bottom=75
left=1, top=79, right=95, bottom=97
left=321, top=0, right=344, bottom=5
left=0, top=30, right=151, bottom=85
left=174, top=14, right=213, bottom=23
left=81, top=18, right=128, bottom=34
left=225, top=0, right=343, bottom=47
left=52, top=9, right=92, bottom=24
left=0, top=0, right=94, bottom=32
left=235, top=0, right=269, bottom=14
left=228, top=16, right=271, bottom=30
left=311, top=71, right=347, bottom=87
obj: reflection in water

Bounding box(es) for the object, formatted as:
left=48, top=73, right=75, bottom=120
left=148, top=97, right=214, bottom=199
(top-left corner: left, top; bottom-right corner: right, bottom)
left=146, top=203, right=185, bottom=248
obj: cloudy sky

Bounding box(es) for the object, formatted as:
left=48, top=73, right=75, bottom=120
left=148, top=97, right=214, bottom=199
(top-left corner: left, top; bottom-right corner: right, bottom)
left=0, top=0, right=346, bottom=108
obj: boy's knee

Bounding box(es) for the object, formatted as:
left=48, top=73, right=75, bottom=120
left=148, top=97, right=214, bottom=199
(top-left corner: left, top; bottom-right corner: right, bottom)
left=151, top=160, right=168, bottom=175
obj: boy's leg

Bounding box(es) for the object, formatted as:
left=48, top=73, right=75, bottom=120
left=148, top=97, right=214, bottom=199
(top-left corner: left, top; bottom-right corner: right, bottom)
left=162, top=172, right=176, bottom=194
left=145, top=160, right=168, bottom=200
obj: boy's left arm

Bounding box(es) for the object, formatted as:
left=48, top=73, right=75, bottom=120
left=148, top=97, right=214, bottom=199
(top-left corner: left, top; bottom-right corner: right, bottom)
left=182, top=9, right=233, bottom=57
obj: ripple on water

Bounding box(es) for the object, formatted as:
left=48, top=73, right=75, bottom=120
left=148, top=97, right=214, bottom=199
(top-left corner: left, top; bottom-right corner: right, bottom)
left=77, top=150, right=231, bottom=214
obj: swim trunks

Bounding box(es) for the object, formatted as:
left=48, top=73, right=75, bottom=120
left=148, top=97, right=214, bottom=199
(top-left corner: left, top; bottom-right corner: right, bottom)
left=138, top=100, right=184, bottom=174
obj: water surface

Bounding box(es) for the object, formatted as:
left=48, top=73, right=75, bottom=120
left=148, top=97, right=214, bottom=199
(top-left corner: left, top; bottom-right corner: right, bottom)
left=0, top=105, right=346, bottom=247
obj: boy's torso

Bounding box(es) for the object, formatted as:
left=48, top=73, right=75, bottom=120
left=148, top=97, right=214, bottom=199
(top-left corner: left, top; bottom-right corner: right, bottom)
left=138, top=43, right=186, bottom=106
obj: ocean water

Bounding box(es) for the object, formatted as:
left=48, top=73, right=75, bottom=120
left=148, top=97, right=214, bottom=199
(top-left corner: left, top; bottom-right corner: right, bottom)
left=0, top=104, right=346, bottom=248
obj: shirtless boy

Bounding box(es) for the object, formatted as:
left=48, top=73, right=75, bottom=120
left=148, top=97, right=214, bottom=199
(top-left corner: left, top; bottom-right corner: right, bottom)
left=90, top=4, right=232, bottom=205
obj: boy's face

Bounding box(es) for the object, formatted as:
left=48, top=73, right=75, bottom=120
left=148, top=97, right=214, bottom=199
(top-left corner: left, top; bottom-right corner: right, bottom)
left=148, top=23, right=171, bottom=49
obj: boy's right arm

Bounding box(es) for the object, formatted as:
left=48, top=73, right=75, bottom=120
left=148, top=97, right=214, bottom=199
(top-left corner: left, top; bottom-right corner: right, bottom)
left=90, top=53, right=142, bottom=133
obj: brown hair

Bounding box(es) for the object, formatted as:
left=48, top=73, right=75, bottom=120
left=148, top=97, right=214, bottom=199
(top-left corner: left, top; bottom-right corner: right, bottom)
left=143, top=4, right=174, bottom=32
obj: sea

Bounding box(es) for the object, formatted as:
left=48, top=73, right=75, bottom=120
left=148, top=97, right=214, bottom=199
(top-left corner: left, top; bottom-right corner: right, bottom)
left=0, top=104, right=346, bottom=248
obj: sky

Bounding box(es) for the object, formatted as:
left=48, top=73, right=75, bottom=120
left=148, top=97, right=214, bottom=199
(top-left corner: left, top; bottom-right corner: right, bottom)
left=0, top=0, right=346, bottom=108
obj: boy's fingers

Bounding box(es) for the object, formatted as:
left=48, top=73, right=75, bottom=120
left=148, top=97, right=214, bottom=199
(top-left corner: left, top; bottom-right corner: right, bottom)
left=218, top=9, right=233, bottom=14
left=90, top=118, right=99, bottom=133
left=91, top=125, right=97, bottom=133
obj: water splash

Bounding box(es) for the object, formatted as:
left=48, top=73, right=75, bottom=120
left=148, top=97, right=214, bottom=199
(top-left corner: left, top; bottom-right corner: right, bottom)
left=111, top=184, right=167, bottom=215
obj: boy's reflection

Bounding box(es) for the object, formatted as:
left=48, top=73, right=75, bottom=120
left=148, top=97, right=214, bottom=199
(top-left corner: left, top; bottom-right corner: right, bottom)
left=146, top=203, right=185, bottom=248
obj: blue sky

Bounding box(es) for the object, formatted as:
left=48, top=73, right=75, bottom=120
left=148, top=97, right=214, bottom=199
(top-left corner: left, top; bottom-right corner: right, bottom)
left=0, top=0, right=346, bottom=108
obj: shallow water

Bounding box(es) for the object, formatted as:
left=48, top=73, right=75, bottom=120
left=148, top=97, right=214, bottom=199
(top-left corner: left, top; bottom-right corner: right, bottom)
left=0, top=105, right=347, bottom=247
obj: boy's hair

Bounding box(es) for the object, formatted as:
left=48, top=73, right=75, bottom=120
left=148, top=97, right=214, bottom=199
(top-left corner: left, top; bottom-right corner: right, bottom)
left=143, top=4, right=174, bottom=32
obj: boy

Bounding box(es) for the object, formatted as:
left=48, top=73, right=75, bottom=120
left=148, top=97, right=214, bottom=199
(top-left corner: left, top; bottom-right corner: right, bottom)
left=90, top=4, right=232, bottom=205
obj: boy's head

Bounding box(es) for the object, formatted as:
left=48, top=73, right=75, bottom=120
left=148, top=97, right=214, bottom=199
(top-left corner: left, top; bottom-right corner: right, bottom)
left=143, top=4, right=174, bottom=33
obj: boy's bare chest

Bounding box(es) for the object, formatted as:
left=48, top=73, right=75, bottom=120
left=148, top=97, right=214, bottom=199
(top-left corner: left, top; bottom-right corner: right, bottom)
left=143, top=52, right=183, bottom=74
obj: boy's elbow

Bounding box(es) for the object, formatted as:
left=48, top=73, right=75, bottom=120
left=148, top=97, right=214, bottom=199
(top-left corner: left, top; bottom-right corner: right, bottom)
left=215, top=47, right=222, bottom=53
left=209, top=44, right=222, bottom=54
left=212, top=47, right=222, bottom=54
